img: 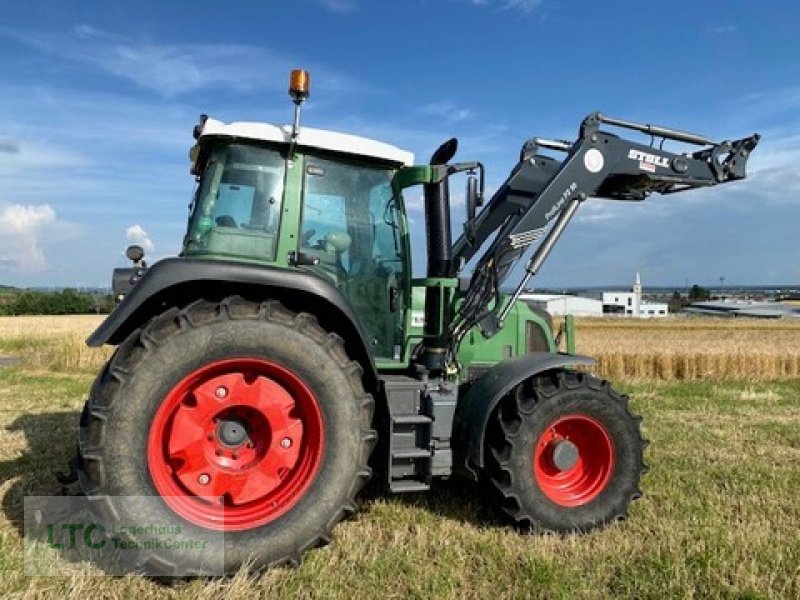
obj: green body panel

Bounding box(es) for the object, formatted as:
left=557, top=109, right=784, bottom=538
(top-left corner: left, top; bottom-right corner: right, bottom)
left=456, top=298, right=556, bottom=368
left=274, top=155, right=305, bottom=266
left=376, top=286, right=556, bottom=372
left=393, top=165, right=435, bottom=189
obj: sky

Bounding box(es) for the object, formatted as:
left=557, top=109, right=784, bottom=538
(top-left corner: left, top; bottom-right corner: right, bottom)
left=0, top=0, right=798, bottom=289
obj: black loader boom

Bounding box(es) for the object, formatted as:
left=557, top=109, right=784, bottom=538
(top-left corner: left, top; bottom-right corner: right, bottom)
left=448, top=112, right=760, bottom=355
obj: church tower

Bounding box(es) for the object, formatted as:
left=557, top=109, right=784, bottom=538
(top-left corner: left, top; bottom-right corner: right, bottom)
left=633, top=271, right=642, bottom=317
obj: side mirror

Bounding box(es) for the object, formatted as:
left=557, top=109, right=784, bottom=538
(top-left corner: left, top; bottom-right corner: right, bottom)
left=466, top=174, right=478, bottom=222
left=126, top=244, right=145, bottom=266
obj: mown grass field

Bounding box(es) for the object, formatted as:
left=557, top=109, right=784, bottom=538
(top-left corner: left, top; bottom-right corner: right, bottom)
left=0, top=315, right=798, bottom=598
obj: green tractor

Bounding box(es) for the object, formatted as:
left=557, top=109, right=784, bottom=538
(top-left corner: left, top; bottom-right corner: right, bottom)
left=79, top=70, right=759, bottom=574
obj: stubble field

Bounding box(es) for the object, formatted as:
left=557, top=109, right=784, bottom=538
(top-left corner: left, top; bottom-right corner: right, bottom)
left=0, top=315, right=798, bottom=598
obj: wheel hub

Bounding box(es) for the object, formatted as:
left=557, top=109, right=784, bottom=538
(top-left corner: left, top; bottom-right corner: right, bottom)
left=216, top=418, right=249, bottom=447
left=551, top=439, right=579, bottom=471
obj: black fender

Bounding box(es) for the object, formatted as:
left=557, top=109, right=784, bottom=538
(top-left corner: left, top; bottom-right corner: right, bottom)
left=87, top=257, right=378, bottom=387
left=453, top=352, right=596, bottom=478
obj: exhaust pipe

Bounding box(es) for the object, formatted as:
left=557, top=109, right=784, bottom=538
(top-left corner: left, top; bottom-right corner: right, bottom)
left=420, top=138, right=458, bottom=372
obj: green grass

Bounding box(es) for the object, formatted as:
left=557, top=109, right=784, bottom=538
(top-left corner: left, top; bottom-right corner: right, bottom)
left=0, top=365, right=798, bottom=598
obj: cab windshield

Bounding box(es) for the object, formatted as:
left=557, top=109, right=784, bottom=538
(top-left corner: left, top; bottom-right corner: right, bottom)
left=185, top=144, right=285, bottom=260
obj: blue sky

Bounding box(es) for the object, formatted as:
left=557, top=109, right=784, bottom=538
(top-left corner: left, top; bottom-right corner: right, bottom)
left=0, top=0, right=798, bottom=289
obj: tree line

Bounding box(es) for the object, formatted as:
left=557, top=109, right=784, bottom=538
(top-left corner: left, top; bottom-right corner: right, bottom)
left=668, top=285, right=714, bottom=312
left=0, top=289, right=115, bottom=316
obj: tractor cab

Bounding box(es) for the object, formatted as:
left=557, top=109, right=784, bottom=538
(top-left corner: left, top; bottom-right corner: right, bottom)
left=184, top=116, right=415, bottom=359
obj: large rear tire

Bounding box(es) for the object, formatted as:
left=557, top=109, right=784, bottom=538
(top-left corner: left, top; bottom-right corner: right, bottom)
left=484, top=370, right=646, bottom=532
left=78, top=297, right=375, bottom=575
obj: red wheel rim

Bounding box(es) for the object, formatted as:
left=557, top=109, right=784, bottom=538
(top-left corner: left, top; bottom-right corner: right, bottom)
left=533, top=414, right=614, bottom=507
left=147, top=358, right=324, bottom=531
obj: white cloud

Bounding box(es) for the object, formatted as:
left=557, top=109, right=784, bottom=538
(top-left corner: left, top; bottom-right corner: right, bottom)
left=0, top=26, right=369, bottom=98
left=0, top=204, right=57, bottom=271
left=501, top=0, right=545, bottom=13
left=0, top=141, right=91, bottom=176
left=734, top=86, right=800, bottom=123
left=125, top=224, right=155, bottom=254
left=73, top=23, right=102, bottom=38
left=316, top=0, right=359, bottom=13
left=420, top=101, right=474, bottom=123
left=707, top=25, right=738, bottom=35
left=464, top=0, right=545, bottom=13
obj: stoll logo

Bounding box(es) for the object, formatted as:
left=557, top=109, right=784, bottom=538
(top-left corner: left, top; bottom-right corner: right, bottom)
left=628, top=149, right=669, bottom=172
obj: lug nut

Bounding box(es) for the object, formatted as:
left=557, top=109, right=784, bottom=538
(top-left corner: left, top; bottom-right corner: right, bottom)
left=215, top=386, right=228, bottom=398
left=280, top=437, right=292, bottom=449
left=197, top=473, right=210, bottom=486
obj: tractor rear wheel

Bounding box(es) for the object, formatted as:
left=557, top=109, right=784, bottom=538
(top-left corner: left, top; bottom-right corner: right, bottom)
left=78, top=297, right=375, bottom=575
left=485, top=370, right=646, bottom=532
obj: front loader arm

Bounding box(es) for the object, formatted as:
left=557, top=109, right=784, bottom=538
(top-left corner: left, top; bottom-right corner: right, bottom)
left=455, top=112, right=759, bottom=267
left=449, top=112, right=759, bottom=350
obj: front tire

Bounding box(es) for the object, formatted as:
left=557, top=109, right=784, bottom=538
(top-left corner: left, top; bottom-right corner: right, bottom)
left=78, top=297, right=375, bottom=575
left=485, top=370, right=646, bottom=532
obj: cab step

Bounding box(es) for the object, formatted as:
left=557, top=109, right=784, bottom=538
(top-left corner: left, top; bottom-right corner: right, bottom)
left=383, top=376, right=433, bottom=493
left=389, top=480, right=430, bottom=493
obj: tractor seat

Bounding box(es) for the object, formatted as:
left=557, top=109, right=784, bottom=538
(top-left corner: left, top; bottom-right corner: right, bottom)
left=215, top=215, right=237, bottom=228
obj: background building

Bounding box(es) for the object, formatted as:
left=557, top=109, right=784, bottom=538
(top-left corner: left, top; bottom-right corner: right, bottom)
left=519, top=294, right=603, bottom=317
left=685, top=300, right=800, bottom=318
left=602, top=273, right=669, bottom=318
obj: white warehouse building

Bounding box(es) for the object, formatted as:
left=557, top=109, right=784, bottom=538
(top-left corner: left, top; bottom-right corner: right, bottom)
left=602, top=273, right=669, bottom=318
left=519, top=294, right=604, bottom=317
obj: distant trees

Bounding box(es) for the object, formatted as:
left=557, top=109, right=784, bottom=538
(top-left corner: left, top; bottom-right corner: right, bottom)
left=0, top=289, right=114, bottom=315
left=669, top=290, right=688, bottom=313
left=688, top=285, right=712, bottom=302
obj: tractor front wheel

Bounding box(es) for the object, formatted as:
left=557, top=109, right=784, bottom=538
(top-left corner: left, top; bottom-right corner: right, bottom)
left=78, top=297, right=375, bottom=575
left=485, top=370, right=646, bottom=532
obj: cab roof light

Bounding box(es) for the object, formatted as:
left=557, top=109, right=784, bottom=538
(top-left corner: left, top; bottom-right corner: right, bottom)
left=289, top=69, right=310, bottom=104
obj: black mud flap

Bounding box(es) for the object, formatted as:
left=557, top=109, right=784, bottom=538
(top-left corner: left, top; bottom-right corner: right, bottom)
left=453, top=352, right=596, bottom=480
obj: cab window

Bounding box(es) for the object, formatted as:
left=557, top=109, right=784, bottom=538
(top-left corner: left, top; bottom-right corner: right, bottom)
left=185, top=144, right=284, bottom=260
left=300, top=155, right=407, bottom=359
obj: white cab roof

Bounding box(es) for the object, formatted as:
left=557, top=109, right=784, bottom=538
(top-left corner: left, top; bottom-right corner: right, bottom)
left=199, top=117, right=414, bottom=166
